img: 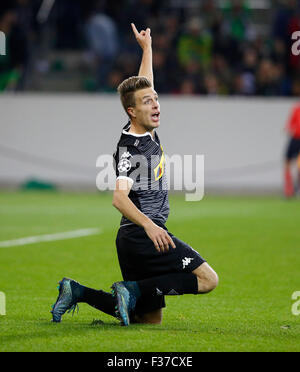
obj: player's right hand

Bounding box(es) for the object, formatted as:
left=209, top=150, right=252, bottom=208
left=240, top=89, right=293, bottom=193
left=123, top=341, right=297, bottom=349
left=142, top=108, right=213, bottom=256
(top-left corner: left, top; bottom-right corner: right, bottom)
left=144, top=221, right=176, bottom=253
left=131, top=23, right=152, bottom=50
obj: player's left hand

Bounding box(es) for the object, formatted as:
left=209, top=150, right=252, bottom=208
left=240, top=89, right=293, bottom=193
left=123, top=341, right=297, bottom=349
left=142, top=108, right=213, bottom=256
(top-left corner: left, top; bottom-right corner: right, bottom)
left=131, top=23, right=152, bottom=50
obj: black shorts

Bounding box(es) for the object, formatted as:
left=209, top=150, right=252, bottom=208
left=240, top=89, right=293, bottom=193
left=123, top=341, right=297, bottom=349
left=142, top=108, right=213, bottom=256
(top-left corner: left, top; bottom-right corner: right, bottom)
left=286, top=137, right=300, bottom=160
left=116, top=220, right=206, bottom=316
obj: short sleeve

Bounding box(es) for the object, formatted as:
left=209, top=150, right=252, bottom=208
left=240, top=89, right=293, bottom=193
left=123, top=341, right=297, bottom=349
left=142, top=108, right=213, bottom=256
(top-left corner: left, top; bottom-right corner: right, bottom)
left=114, top=145, right=143, bottom=186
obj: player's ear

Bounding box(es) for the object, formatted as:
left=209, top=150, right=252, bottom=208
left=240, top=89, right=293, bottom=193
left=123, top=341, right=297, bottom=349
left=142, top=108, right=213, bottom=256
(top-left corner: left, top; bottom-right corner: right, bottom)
left=127, top=107, right=136, bottom=118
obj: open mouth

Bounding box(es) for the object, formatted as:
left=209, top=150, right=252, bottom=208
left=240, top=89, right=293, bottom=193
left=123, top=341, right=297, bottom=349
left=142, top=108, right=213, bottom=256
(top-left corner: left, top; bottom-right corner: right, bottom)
left=151, top=113, right=160, bottom=122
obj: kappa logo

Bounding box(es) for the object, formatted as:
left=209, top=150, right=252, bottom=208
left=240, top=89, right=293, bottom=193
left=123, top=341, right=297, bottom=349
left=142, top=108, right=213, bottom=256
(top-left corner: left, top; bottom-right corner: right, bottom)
left=121, top=151, right=132, bottom=160
left=118, top=151, right=132, bottom=173
left=182, top=257, right=194, bottom=269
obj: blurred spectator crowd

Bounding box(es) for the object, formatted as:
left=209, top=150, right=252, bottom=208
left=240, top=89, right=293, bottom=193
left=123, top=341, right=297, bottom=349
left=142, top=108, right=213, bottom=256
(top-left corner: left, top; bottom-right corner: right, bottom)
left=1, top=0, right=300, bottom=95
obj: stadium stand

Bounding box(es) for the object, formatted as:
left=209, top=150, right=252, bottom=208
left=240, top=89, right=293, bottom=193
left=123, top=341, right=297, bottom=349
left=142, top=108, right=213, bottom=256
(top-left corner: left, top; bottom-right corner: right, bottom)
left=0, top=0, right=299, bottom=95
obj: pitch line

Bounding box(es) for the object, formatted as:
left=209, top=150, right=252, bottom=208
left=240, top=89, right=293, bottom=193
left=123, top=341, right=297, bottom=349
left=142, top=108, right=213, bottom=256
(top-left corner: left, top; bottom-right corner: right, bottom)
left=0, top=228, right=101, bottom=248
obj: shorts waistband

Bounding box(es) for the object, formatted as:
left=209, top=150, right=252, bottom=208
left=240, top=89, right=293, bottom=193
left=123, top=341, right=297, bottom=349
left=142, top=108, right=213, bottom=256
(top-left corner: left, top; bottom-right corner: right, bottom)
left=119, top=219, right=167, bottom=230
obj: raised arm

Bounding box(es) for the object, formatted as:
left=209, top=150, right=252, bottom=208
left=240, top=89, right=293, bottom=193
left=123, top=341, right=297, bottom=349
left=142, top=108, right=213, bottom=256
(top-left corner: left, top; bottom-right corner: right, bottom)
left=131, top=23, right=154, bottom=87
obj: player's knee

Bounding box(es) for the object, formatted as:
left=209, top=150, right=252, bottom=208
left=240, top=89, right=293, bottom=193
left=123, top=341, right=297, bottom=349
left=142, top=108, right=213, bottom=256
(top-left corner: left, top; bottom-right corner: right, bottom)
left=143, top=312, right=162, bottom=325
left=197, top=271, right=219, bottom=294
left=208, top=272, right=219, bottom=292
left=142, top=316, right=162, bottom=325
left=193, top=263, right=219, bottom=294
left=134, top=310, right=163, bottom=324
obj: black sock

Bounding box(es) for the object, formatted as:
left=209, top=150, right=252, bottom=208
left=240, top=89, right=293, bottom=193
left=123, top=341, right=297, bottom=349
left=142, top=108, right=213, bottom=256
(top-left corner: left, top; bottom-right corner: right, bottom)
left=79, top=287, right=117, bottom=318
left=134, top=272, right=198, bottom=297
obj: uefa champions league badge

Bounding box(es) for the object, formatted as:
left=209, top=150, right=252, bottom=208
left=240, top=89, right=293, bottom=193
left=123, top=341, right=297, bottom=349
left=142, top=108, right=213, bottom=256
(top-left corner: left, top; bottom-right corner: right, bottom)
left=118, top=151, right=133, bottom=173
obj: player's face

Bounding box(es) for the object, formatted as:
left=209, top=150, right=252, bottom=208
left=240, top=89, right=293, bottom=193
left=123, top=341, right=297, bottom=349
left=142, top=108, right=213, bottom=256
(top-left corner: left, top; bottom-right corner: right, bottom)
left=130, top=88, right=160, bottom=131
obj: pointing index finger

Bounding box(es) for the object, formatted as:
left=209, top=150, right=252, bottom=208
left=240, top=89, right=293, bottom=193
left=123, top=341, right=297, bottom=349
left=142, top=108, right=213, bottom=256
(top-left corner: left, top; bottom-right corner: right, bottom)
left=131, top=23, right=139, bottom=37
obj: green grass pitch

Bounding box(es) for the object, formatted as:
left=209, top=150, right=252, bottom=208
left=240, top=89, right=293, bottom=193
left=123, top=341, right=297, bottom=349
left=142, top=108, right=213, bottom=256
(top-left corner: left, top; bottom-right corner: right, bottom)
left=0, top=191, right=299, bottom=352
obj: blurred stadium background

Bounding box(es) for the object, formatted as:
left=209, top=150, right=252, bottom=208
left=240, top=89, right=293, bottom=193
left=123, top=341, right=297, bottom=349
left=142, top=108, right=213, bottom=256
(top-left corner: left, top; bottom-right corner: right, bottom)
left=0, top=0, right=300, bottom=194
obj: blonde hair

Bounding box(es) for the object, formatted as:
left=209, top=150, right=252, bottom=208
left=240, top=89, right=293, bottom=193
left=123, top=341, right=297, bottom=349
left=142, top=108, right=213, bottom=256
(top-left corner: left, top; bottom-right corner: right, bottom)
left=117, top=76, right=152, bottom=117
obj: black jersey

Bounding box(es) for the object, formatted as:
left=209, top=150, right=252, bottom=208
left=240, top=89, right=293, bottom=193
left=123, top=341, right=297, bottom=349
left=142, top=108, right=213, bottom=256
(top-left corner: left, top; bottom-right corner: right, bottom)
left=113, top=122, right=169, bottom=227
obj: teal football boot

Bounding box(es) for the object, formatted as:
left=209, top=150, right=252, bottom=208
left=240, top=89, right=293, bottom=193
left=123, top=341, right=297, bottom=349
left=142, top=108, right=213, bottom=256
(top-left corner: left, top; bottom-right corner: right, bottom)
left=111, top=281, right=139, bottom=326
left=51, top=278, right=83, bottom=323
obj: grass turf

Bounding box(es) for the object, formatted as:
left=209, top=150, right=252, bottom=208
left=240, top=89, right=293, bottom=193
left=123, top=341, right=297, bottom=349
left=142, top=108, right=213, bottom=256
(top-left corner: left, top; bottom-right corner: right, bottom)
left=0, top=191, right=299, bottom=352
